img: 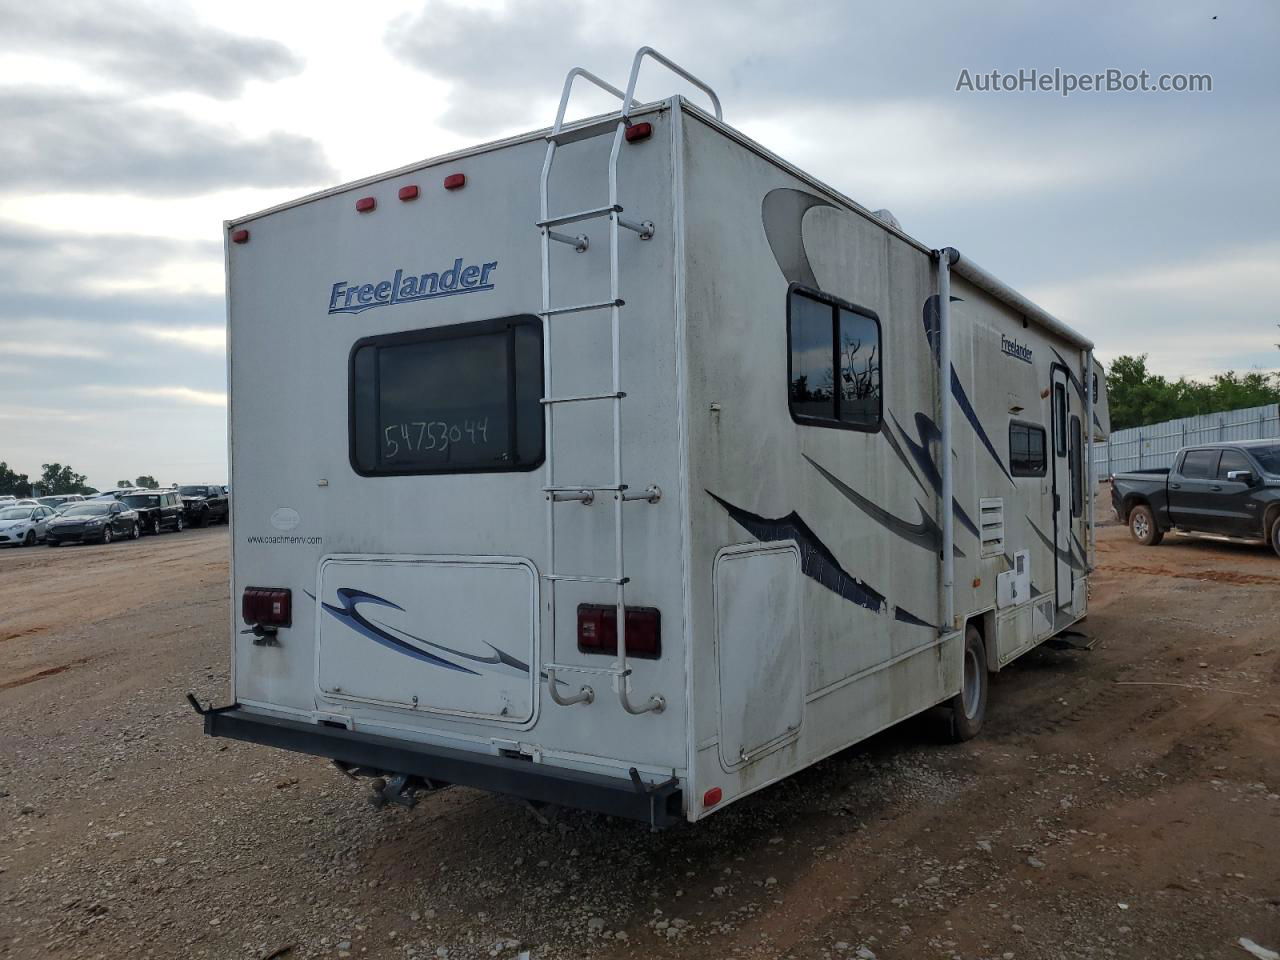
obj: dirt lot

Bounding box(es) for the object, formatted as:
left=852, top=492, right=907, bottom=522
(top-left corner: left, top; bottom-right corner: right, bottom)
left=2, top=506, right=1278, bottom=960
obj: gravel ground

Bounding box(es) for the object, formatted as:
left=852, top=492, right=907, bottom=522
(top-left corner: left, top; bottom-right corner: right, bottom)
left=1, top=508, right=1277, bottom=960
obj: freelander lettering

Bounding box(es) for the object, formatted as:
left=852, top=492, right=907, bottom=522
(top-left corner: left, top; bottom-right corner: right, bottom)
left=328, top=258, right=498, bottom=315
left=1001, top=333, right=1033, bottom=364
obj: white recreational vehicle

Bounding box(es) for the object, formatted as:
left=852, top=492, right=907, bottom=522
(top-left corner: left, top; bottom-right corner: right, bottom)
left=196, top=48, right=1111, bottom=828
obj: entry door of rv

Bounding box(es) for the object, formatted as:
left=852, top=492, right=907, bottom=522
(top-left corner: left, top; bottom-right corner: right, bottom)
left=1050, top=367, right=1072, bottom=609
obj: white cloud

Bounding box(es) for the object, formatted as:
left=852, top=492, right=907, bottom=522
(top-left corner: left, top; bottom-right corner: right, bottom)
left=1, top=341, right=106, bottom=359
left=81, top=384, right=227, bottom=407
left=132, top=325, right=225, bottom=354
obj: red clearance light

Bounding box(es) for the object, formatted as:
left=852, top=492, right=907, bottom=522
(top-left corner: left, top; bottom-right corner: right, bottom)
left=703, top=787, right=723, bottom=808
left=624, top=121, right=652, bottom=143
left=398, top=184, right=420, bottom=201
left=443, top=173, right=466, bottom=190
left=355, top=196, right=376, bottom=212
left=230, top=228, right=250, bottom=244
left=577, top=604, right=660, bottom=658
left=242, top=587, right=292, bottom=627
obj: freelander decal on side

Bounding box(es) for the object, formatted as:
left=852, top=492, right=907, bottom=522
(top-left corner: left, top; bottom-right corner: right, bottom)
left=328, top=257, right=499, bottom=315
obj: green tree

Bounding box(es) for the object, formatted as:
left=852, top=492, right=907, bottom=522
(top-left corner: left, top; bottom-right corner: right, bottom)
left=117, top=480, right=132, bottom=488
left=39, top=463, right=91, bottom=495
left=134, top=475, right=159, bottom=489
left=1106, top=354, right=1280, bottom=431
left=0, top=462, right=33, bottom=497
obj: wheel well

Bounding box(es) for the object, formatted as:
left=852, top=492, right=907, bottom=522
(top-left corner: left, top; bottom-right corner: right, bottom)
left=1264, top=502, right=1280, bottom=536
left=972, top=611, right=999, bottom=672
left=1120, top=494, right=1150, bottom=524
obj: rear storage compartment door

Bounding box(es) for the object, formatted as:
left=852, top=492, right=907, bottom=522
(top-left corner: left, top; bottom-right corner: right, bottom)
left=316, top=555, right=538, bottom=724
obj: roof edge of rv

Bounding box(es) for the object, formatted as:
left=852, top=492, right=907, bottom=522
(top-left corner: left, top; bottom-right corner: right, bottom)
left=940, top=246, right=1095, bottom=351
left=198, top=704, right=684, bottom=828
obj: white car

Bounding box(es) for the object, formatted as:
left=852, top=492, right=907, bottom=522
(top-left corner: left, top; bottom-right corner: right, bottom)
left=0, top=504, right=57, bottom=547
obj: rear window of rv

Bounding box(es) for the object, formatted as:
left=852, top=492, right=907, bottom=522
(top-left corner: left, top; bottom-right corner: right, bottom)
left=787, top=287, right=882, bottom=432
left=1009, top=422, right=1047, bottom=477
left=349, top=316, right=544, bottom=475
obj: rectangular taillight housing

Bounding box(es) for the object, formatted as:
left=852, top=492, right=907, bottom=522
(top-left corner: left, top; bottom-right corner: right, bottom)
left=577, top=604, right=660, bottom=659
left=242, top=587, right=292, bottom=627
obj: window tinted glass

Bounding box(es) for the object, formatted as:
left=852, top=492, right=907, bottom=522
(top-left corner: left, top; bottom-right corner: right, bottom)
left=351, top=316, right=543, bottom=475
left=789, top=293, right=834, bottom=420
left=837, top=308, right=881, bottom=427
left=1053, top=383, right=1067, bottom=456
left=1217, top=449, right=1251, bottom=478
left=1181, top=449, right=1219, bottom=478
left=1069, top=415, right=1083, bottom=517
left=788, top=288, right=881, bottom=431
left=1251, top=444, right=1280, bottom=473
left=0, top=508, right=33, bottom=520
left=65, top=503, right=110, bottom=516
left=1010, top=422, right=1047, bottom=477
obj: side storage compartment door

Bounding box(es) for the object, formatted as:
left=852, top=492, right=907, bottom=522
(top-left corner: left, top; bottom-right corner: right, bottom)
left=714, top=542, right=803, bottom=770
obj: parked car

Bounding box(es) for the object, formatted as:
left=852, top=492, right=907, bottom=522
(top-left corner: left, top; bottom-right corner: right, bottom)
left=36, top=494, right=85, bottom=509
left=1111, top=440, right=1280, bottom=556
left=45, top=500, right=140, bottom=546
left=0, top=504, right=57, bottom=547
left=178, top=484, right=229, bottom=526
left=120, top=491, right=185, bottom=535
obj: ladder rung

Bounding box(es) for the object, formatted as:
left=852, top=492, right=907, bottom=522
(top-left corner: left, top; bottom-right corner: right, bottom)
left=537, top=205, right=622, bottom=228
left=541, top=391, right=625, bottom=405
left=544, top=484, right=627, bottom=492
left=540, top=299, right=623, bottom=317
left=543, top=574, right=630, bottom=585
left=543, top=661, right=628, bottom=677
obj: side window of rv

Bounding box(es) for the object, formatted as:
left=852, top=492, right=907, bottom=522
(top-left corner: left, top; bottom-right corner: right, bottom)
left=1053, top=383, right=1067, bottom=456
left=349, top=316, right=544, bottom=475
left=787, top=287, right=882, bottom=431
left=1009, top=422, right=1047, bottom=477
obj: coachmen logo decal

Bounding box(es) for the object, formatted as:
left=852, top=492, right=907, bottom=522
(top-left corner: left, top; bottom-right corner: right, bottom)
left=328, top=258, right=498, bottom=315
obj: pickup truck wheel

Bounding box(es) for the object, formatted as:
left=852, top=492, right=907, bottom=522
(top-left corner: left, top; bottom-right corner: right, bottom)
left=151, top=516, right=161, bottom=535
left=1271, top=515, right=1280, bottom=559
left=945, top=624, right=988, bottom=742
left=1129, top=505, right=1163, bottom=546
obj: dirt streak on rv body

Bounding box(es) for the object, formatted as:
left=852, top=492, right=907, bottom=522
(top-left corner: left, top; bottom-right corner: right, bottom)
left=217, top=66, right=1110, bottom=826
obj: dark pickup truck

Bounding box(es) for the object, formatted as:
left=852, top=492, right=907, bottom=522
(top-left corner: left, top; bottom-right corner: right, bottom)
left=1111, top=440, right=1280, bottom=556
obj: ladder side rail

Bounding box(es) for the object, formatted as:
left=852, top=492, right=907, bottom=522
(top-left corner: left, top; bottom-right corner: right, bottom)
left=620, top=46, right=723, bottom=122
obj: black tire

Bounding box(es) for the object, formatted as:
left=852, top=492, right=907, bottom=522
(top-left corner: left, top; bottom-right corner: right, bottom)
left=946, top=624, right=988, bottom=742
left=151, top=516, right=161, bottom=535
left=24, top=530, right=36, bottom=547
left=102, top=526, right=113, bottom=545
left=130, top=522, right=140, bottom=540
left=1128, top=504, right=1163, bottom=546
left=1270, top=514, right=1280, bottom=560
left=47, top=540, right=59, bottom=547
left=197, top=512, right=208, bottom=528
left=174, top=515, right=184, bottom=533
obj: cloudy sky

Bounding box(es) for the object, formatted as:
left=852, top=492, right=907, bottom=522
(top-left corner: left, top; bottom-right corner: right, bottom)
left=1, top=0, right=1276, bottom=489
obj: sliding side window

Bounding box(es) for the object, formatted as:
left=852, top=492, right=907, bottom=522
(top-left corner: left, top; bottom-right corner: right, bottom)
left=349, top=315, right=544, bottom=475
left=787, top=286, right=882, bottom=432
left=1009, top=421, right=1047, bottom=477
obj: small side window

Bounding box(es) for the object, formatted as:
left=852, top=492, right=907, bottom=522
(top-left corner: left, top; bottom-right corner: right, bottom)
left=1009, top=421, right=1047, bottom=477
left=787, top=286, right=882, bottom=432
left=1053, top=382, right=1067, bottom=457
left=1069, top=414, right=1083, bottom=517
left=1217, top=449, right=1250, bottom=479
left=1180, top=449, right=1220, bottom=479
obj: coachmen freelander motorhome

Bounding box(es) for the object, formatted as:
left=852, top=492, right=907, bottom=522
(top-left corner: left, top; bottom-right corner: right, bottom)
left=193, top=48, right=1110, bottom=828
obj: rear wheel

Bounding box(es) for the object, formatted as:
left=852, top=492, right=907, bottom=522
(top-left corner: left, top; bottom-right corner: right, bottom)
left=130, top=522, right=140, bottom=540
left=151, top=516, right=161, bottom=535
left=1129, top=504, right=1163, bottom=546
left=24, top=530, right=35, bottom=546
left=946, top=624, right=988, bottom=742
left=174, top=514, right=184, bottom=533
left=1270, top=514, right=1280, bottom=559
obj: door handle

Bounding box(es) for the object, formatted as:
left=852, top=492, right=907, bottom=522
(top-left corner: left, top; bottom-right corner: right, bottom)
left=1210, top=485, right=1222, bottom=491
left=1169, top=483, right=1181, bottom=489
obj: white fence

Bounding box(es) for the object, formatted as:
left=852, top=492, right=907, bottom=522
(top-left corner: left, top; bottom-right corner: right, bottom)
left=1093, top=403, right=1280, bottom=478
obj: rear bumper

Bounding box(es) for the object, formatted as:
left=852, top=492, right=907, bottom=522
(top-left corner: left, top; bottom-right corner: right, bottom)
left=197, top=704, right=683, bottom=828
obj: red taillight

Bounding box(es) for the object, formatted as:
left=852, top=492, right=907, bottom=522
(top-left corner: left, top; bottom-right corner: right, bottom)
left=355, top=196, right=376, bottom=212
left=624, top=121, right=652, bottom=143
left=703, top=787, right=722, bottom=808
left=242, top=587, right=292, bottom=627
left=577, top=604, right=660, bottom=658
left=443, top=173, right=466, bottom=190
left=230, top=228, right=250, bottom=244
left=398, top=184, right=419, bottom=201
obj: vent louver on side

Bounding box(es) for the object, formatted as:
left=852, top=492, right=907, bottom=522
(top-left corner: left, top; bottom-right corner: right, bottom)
left=979, top=498, right=1005, bottom=558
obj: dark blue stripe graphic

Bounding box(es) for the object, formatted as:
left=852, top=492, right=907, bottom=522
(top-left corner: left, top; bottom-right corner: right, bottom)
left=887, top=411, right=982, bottom=541
left=328, top=284, right=494, bottom=315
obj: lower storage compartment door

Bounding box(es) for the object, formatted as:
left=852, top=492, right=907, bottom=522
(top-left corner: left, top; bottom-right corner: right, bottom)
left=714, top=541, right=804, bottom=770
left=316, top=555, right=538, bottom=723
